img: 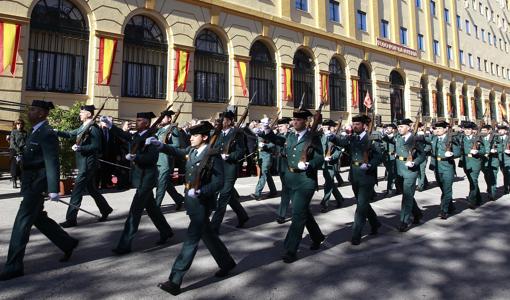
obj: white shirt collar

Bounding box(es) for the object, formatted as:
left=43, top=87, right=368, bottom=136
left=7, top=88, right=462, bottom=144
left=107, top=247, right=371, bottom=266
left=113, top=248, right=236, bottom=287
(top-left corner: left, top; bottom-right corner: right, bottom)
left=296, top=128, right=307, bottom=140
left=32, top=120, right=47, bottom=133
left=196, top=144, right=207, bottom=156
left=138, top=129, right=148, bottom=136
left=403, top=132, right=411, bottom=141
left=222, top=127, right=232, bottom=135
left=358, top=131, right=366, bottom=139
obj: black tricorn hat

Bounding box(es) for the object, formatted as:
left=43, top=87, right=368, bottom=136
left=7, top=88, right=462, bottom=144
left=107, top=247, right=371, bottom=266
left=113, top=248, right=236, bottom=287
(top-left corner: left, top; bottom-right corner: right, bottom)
left=136, top=112, right=156, bottom=120
left=222, top=110, right=235, bottom=120
left=293, top=109, right=313, bottom=119
left=277, top=117, right=291, bottom=125
left=352, top=115, right=370, bottom=124
left=433, top=121, right=450, bottom=128
left=462, top=121, right=477, bottom=129
left=31, top=100, right=55, bottom=110
left=322, top=119, right=337, bottom=127
left=497, top=123, right=509, bottom=130
left=160, top=110, right=175, bottom=117
left=384, top=123, right=397, bottom=129
left=189, top=121, right=214, bottom=135
left=482, top=124, right=493, bottom=130
left=80, top=105, right=95, bottom=114
left=397, top=119, right=413, bottom=126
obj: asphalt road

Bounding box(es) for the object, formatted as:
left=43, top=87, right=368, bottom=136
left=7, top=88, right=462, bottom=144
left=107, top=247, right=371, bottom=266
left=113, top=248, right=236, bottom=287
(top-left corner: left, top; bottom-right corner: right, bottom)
left=0, top=166, right=509, bottom=299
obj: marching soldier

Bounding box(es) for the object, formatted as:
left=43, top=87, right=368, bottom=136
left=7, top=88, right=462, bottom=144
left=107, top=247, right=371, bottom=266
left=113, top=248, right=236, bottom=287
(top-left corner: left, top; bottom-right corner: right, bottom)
left=275, top=117, right=292, bottom=224
left=382, top=123, right=397, bottom=195
left=426, top=121, right=460, bottom=219
left=0, top=100, right=79, bottom=281
left=385, top=119, right=424, bottom=231
left=210, top=111, right=249, bottom=233
left=56, top=105, right=113, bottom=227
left=416, top=123, right=430, bottom=191
left=261, top=109, right=325, bottom=263
left=497, top=124, right=510, bottom=194
left=320, top=119, right=344, bottom=213
left=155, top=110, right=185, bottom=208
left=251, top=118, right=277, bottom=200
left=100, top=113, right=173, bottom=255
left=480, top=124, right=499, bottom=201
left=329, top=115, right=383, bottom=245
left=148, top=121, right=236, bottom=296
left=458, top=122, right=485, bottom=208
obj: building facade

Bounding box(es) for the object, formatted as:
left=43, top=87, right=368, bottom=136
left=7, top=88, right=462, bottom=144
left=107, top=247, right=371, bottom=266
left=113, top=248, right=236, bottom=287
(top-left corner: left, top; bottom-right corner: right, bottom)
left=1, top=0, right=510, bottom=131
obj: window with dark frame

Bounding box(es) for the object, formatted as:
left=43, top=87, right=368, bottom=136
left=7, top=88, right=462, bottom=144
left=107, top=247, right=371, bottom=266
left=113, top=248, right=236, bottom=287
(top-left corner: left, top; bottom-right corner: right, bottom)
left=357, top=10, right=367, bottom=31
left=249, top=41, right=276, bottom=106
left=295, top=0, right=308, bottom=11
left=420, top=76, right=430, bottom=116
left=329, top=58, right=346, bottom=111
left=26, top=0, right=89, bottom=94
left=329, top=0, right=340, bottom=22
left=293, top=50, right=315, bottom=109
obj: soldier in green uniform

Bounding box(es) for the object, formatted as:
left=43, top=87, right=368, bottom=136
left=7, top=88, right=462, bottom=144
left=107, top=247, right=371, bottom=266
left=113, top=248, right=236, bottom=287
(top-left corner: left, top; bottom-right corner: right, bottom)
left=480, top=125, right=499, bottom=201
left=275, top=117, right=292, bottom=224
left=382, top=123, right=397, bottom=195
left=154, top=110, right=185, bottom=208
left=251, top=118, right=277, bottom=199
left=416, top=123, right=430, bottom=191
left=101, top=112, right=174, bottom=255
left=458, top=121, right=485, bottom=208
left=57, top=105, right=113, bottom=227
left=496, top=124, right=510, bottom=194
left=426, top=121, right=461, bottom=219
left=320, top=119, right=344, bottom=212
left=210, top=111, right=249, bottom=233
left=329, top=115, right=382, bottom=245
left=384, top=119, right=425, bottom=232
left=0, top=100, right=79, bottom=281
left=148, top=121, right=236, bottom=296
left=261, top=109, right=325, bottom=263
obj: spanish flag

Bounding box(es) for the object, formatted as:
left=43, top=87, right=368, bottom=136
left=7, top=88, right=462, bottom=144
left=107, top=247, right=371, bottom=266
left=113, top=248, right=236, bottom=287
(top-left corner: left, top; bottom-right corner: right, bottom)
left=283, top=67, right=292, bottom=101
left=174, top=49, right=190, bottom=91
left=446, top=93, right=452, bottom=115
left=432, top=91, right=437, bottom=114
left=351, top=79, right=359, bottom=107
left=499, top=102, right=507, bottom=120
left=320, top=73, right=328, bottom=103
left=471, top=97, right=476, bottom=119
left=236, top=60, right=248, bottom=97
left=459, top=95, right=465, bottom=116
left=98, top=37, right=117, bottom=85
left=0, top=21, right=21, bottom=76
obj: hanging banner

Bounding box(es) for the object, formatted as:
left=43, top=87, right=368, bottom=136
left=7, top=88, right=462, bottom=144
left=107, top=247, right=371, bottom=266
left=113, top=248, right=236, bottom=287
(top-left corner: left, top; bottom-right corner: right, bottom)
left=499, top=102, right=507, bottom=121
left=471, top=97, right=477, bottom=120
left=320, top=73, right=329, bottom=103
left=363, top=91, right=372, bottom=109
left=351, top=79, right=359, bottom=108
left=0, top=21, right=21, bottom=76
left=432, top=91, right=437, bottom=114
left=174, top=49, right=190, bottom=92
left=98, top=37, right=118, bottom=85
left=236, top=60, right=248, bottom=97
left=283, top=67, right=293, bottom=101
left=459, top=95, right=465, bottom=116
left=446, top=93, right=452, bottom=115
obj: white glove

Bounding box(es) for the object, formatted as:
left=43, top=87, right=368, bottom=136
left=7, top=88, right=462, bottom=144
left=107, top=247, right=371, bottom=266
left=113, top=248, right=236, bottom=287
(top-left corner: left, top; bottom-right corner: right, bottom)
left=258, top=142, right=265, bottom=148
left=490, top=148, right=498, bottom=154
left=145, top=137, right=158, bottom=145
left=15, top=155, right=22, bottom=162
left=470, top=149, right=479, bottom=155
left=505, top=149, right=510, bottom=154
left=405, top=161, right=415, bottom=168
left=125, top=154, right=136, bottom=161
left=297, top=161, right=309, bottom=170
left=340, top=132, right=348, bottom=136
left=71, top=144, right=81, bottom=152
left=187, top=188, right=200, bottom=198
left=221, top=153, right=229, bottom=160
left=444, top=151, right=453, bottom=157
left=387, top=134, right=394, bottom=138
left=99, top=116, right=112, bottom=129
left=49, top=193, right=59, bottom=202
left=417, top=131, right=425, bottom=136
left=260, top=118, right=269, bottom=126
left=324, top=156, right=332, bottom=162
left=253, top=128, right=262, bottom=135
left=360, top=163, right=370, bottom=170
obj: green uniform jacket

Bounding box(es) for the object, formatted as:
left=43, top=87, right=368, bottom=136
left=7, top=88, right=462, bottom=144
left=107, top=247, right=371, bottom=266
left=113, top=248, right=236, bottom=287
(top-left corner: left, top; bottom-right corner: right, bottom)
left=393, top=134, right=426, bottom=178
left=382, top=136, right=396, bottom=162
left=263, top=130, right=324, bottom=190
left=9, top=129, right=27, bottom=154
left=161, top=144, right=224, bottom=211
left=110, top=126, right=159, bottom=189
left=213, top=128, right=245, bottom=179
left=21, top=121, right=60, bottom=194
left=57, top=123, right=102, bottom=171
left=321, top=134, right=342, bottom=168
left=481, top=135, right=500, bottom=168
left=257, top=136, right=275, bottom=163
left=459, top=134, right=485, bottom=171
left=276, top=132, right=290, bottom=173
left=156, top=125, right=181, bottom=170
left=497, top=135, right=510, bottom=167
left=426, top=135, right=461, bottom=173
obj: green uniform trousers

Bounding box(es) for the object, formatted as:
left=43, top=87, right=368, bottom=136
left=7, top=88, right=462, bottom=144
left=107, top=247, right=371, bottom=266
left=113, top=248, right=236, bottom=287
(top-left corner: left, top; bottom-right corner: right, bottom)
left=435, top=170, right=455, bottom=214
left=254, top=157, right=277, bottom=196
left=417, top=158, right=429, bottom=189
left=351, top=181, right=379, bottom=239
left=320, top=167, right=343, bottom=207
left=395, top=175, right=422, bottom=224
left=464, top=167, right=482, bottom=205
left=482, top=165, right=498, bottom=198
left=155, top=167, right=185, bottom=207
left=277, top=172, right=291, bottom=218
left=384, top=159, right=396, bottom=191
left=211, top=178, right=248, bottom=233
left=169, top=196, right=235, bottom=285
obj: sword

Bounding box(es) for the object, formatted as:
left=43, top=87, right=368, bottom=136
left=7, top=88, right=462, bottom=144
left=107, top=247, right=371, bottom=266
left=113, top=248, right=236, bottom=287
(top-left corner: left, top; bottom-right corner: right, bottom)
left=98, top=159, right=132, bottom=170
left=57, top=199, right=102, bottom=219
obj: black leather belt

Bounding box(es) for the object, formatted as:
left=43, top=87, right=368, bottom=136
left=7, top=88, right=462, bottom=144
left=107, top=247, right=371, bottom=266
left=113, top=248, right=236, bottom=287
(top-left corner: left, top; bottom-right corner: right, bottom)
left=288, top=167, right=305, bottom=173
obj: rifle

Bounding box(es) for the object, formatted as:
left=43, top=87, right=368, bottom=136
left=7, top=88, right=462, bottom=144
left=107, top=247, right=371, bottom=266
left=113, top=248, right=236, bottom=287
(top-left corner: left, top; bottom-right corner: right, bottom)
left=76, top=98, right=110, bottom=146
left=326, top=118, right=342, bottom=158
left=164, top=102, right=185, bottom=144
left=130, top=102, right=174, bottom=155
left=445, top=126, right=454, bottom=152
left=362, top=109, right=377, bottom=164
left=269, top=108, right=282, bottom=130
left=299, top=101, right=324, bottom=163
left=407, top=106, right=422, bottom=162
left=298, top=92, right=306, bottom=110
left=222, top=92, right=256, bottom=155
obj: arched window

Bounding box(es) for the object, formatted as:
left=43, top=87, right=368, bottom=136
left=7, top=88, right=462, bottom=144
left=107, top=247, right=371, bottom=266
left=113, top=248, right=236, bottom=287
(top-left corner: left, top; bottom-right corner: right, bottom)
left=449, top=82, right=457, bottom=118
left=474, top=88, right=483, bottom=119
left=436, top=80, right=444, bottom=117
left=329, top=58, right=347, bottom=111
left=420, top=76, right=430, bottom=116
left=461, top=85, right=469, bottom=119
left=122, top=15, right=167, bottom=99
left=390, top=70, right=405, bottom=122
left=249, top=41, right=275, bottom=106
left=489, top=92, right=497, bottom=121
left=194, top=29, right=228, bottom=102
left=293, top=50, right=315, bottom=109
left=26, top=0, right=88, bottom=93
left=358, top=63, right=372, bottom=113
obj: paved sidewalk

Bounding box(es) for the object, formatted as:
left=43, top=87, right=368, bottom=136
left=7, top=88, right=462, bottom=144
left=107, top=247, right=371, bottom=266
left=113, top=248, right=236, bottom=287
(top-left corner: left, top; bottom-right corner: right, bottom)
left=0, top=166, right=509, bottom=299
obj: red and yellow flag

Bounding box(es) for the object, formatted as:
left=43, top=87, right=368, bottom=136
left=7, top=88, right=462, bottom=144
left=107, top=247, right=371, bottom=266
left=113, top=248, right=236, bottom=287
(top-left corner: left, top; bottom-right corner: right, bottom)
left=98, top=37, right=117, bottom=85
left=351, top=79, right=359, bottom=107
left=432, top=91, right=437, bottom=114
left=471, top=97, right=477, bottom=119
left=174, top=49, right=190, bottom=91
left=283, top=67, right=293, bottom=101
left=0, top=21, right=21, bottom=76
left=446, top=93, right=452, bottom=115
left=459, top=95, right=465, bottom=116
left=236, top=60, right=248, bottom=97
left=320, top=73, right=328, bottom=103
left=499, top=102, right=507, bottom=120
